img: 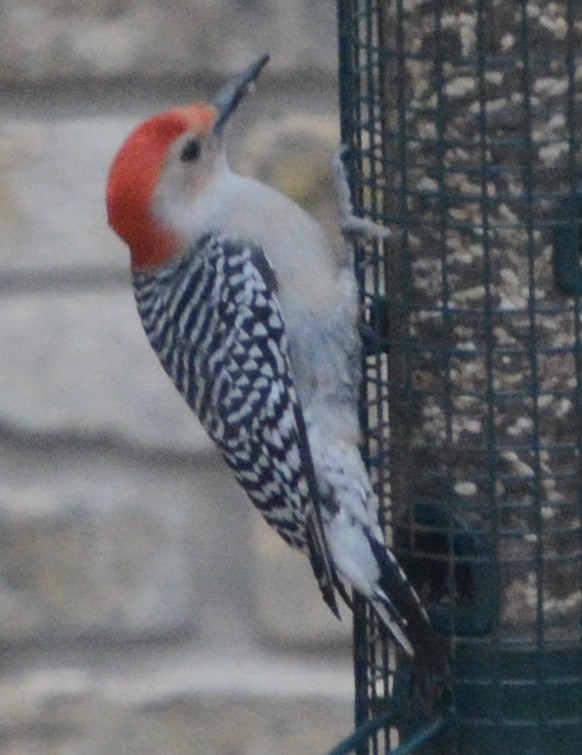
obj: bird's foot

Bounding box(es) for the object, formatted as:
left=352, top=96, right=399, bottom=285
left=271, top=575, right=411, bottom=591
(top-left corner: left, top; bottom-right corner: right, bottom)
left=332, top=145, right=391, bottom=242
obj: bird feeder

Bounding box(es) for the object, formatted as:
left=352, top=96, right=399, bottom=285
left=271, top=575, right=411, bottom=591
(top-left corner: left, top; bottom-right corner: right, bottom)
left=335, top=1, right=582, bottom=752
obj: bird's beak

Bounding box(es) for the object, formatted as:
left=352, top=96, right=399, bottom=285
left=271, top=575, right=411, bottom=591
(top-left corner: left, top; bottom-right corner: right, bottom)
left=212, top=54, right=270, bottom=135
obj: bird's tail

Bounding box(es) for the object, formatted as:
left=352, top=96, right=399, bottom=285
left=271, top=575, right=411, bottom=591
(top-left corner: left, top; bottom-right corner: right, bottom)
left=367, top=534, right=449, bottom=680
left=327, top=509, right=447, bottom=672
left=364, top=533, right=451, bottom=716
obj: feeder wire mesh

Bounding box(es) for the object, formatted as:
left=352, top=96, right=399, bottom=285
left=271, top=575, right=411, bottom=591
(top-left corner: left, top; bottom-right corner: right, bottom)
left=337, top=0, right=582, bottom=753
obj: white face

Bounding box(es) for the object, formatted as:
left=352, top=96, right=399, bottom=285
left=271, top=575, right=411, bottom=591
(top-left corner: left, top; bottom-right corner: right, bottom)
left=152, top=129, right=224, bottom=237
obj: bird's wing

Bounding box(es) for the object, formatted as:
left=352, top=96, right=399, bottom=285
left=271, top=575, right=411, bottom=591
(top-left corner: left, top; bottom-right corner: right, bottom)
left=133, top=233, right=340, bottom=617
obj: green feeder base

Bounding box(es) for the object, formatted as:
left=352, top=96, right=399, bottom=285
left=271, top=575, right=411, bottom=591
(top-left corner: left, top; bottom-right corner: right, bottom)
left=452, top=644, right=582, bottom=755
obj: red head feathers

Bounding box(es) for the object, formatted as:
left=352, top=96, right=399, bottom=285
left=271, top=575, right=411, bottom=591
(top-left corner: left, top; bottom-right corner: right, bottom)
left=106, top=105, right=216, bottom=269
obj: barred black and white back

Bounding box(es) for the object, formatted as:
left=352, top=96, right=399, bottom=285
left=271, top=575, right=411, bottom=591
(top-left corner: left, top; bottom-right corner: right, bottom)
left=133, top=232, right=340, bottom=616
left=133, top=230, right=446, bottom=676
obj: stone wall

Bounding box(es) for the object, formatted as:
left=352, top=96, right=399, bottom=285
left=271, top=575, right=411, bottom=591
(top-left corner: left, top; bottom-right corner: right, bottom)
left=0, top=2, right=354, bottom=752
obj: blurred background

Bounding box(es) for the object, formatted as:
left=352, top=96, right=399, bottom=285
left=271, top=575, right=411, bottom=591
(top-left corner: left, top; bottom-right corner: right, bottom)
left=0, top=2, right=354, bottom=752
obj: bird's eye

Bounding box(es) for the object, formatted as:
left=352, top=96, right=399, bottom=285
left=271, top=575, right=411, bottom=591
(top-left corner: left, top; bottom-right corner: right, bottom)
left=180, top=139, right=201, bottom=162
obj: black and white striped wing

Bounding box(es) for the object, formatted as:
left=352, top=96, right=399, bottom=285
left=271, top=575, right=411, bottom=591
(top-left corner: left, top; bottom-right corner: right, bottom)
left=133, top=233, right=339, bottom=616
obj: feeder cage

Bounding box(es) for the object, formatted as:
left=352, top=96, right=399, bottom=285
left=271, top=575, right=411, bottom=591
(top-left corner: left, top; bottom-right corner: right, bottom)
left=336, top=1, right=582, bottom=753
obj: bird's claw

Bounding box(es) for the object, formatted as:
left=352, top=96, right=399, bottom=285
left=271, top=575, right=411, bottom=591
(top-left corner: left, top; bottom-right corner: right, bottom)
left=332, top=144, right=391, bottom=242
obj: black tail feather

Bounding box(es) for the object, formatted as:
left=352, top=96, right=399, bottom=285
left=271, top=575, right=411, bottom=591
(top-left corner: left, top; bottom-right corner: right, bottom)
left=367, top=534, right=450, bottom=680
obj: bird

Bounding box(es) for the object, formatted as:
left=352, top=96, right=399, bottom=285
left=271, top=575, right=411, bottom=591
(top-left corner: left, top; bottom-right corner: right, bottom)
left=106, top=54, right=445, bottom=673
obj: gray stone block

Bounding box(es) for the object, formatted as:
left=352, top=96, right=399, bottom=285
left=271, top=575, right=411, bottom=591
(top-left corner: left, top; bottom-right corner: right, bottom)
left=0, top=289, right=211, bottom=452
left=0, top=2, right=337, bottom=83
left=0, top=117, right=139, bottom=273
left=0, top=473, right=195, bottom=642
left=0, top=428, right=263, bottom=646
left=0, top=651, right=353, bottom=754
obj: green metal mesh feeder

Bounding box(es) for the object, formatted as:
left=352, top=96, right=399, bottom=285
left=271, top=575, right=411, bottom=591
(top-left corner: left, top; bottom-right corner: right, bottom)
left=336, top=0, right=582, bottom=752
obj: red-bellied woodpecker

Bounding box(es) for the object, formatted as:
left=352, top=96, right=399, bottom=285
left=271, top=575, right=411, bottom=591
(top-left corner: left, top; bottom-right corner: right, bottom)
left=106, top=55, right=445, bottom=670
